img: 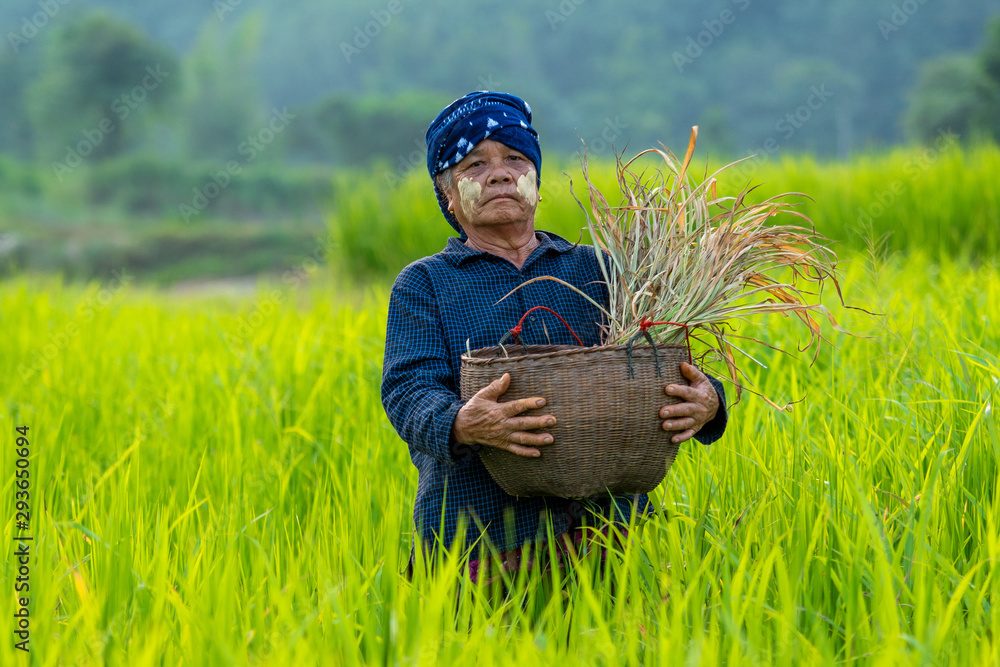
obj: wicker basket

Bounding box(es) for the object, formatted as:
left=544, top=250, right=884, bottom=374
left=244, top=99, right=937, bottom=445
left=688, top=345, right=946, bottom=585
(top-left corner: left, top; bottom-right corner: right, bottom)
left=459, top=342, right=690, bottom=498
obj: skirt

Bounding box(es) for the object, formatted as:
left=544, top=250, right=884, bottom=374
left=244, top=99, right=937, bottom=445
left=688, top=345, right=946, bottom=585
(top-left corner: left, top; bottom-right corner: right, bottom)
left=467, top=523, right=630, bottom=586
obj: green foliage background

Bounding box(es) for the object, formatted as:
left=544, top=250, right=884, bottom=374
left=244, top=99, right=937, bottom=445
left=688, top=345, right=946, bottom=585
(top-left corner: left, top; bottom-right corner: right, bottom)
left=2, top=0, right=1000, bottom=167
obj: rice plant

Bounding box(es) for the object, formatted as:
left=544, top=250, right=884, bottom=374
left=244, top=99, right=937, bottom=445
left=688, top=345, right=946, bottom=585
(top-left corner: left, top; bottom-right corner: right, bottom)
left=328, top=141, right=999, bottom=280
left=508, top=127, right=851, bottom=407
left=1, top=245, right=998, bottom=665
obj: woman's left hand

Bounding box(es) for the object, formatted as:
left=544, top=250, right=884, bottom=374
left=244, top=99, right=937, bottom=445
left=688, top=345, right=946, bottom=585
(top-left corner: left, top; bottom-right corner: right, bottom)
left=659, top=362, right=720, bottom=444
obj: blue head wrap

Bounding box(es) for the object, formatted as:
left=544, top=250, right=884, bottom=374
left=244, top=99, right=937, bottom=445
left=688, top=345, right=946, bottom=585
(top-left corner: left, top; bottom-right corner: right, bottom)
left=425, top=91, right=542, bottom=236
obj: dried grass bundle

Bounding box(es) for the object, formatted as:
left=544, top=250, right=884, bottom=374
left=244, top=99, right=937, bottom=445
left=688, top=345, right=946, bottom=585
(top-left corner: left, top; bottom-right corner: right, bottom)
left=512, top=127, right=846, bottom=408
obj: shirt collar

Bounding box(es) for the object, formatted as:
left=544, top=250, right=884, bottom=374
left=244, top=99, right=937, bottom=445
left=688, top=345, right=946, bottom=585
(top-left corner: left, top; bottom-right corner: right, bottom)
left=440, top=230, right=576, bottom=268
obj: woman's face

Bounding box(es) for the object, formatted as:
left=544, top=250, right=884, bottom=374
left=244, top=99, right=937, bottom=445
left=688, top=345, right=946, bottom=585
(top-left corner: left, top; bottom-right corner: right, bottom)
left=443, top=139, right=539, bottom=232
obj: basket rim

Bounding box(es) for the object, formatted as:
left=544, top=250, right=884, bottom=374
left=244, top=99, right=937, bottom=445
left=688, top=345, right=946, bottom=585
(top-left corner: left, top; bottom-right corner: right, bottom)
left=460, top=342, right=690, bottom=365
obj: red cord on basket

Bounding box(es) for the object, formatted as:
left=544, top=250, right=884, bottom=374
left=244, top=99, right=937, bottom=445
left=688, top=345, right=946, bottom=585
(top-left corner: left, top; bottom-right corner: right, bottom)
left=510, top=306, right=584, bottom=346
left=638, top=317, right=693, bottom=365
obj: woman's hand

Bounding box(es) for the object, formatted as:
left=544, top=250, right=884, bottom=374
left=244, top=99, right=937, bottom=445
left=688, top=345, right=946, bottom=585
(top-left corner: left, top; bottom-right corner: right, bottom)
left=660, top=362, right=719, bottom=444
left=453, top=373, right=556, bottom=457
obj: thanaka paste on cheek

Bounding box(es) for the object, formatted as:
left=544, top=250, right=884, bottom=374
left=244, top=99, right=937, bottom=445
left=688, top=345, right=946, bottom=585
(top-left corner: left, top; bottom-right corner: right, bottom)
left=457, top=177, right=482, bottom=218
left=516, top=168, right=539, bottom=207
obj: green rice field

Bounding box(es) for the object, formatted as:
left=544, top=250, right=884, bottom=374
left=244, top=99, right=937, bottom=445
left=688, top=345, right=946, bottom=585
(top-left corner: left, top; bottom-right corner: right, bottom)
left=2, top=145, right=1000, bottom=665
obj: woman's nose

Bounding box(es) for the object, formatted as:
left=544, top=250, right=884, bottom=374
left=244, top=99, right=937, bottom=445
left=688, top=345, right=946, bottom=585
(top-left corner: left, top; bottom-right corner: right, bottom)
left=488, top=168, right=513, bottom=184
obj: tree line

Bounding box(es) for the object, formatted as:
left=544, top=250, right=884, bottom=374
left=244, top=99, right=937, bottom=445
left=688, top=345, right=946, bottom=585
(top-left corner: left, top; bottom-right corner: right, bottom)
left=0, top=0, right=997, bottom=175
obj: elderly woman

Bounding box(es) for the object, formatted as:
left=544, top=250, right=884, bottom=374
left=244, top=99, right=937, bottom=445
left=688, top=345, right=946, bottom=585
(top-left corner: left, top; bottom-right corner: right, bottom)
left=382, top=91, right=728, bottom=583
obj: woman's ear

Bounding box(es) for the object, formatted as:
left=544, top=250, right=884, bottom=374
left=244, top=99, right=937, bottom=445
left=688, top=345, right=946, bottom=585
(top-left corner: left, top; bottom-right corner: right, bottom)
left=436, top=172, right=456, bottom=213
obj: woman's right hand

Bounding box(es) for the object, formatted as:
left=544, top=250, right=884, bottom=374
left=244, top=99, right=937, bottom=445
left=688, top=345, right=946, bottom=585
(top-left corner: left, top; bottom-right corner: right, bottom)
left=452, top=373, right=556, bottom=457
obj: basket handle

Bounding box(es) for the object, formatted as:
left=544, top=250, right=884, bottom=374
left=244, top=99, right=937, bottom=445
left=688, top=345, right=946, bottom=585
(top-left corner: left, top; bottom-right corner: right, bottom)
left=498, top=305, right=584, bottom=348
left=625, top=318, right=694, bottom=379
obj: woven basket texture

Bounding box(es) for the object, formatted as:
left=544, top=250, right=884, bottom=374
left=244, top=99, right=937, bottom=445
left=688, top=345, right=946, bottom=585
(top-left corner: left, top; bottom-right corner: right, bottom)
left=459, top=343, right=690, bottom=498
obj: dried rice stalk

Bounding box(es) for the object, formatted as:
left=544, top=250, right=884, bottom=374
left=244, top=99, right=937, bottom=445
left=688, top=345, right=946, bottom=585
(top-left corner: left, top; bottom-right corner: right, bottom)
left=512, top=126, right=847, bottom=408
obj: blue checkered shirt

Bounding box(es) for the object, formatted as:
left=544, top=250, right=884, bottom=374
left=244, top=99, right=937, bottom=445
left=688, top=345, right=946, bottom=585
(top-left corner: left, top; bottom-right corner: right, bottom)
left=381, top=230, right=728, bottom=560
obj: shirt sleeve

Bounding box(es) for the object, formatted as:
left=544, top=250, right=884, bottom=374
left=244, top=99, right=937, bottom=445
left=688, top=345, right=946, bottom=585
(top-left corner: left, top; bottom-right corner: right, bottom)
left=694, top=375, right=728, bottom=445
left=381, top=266, right=467, bottom=467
